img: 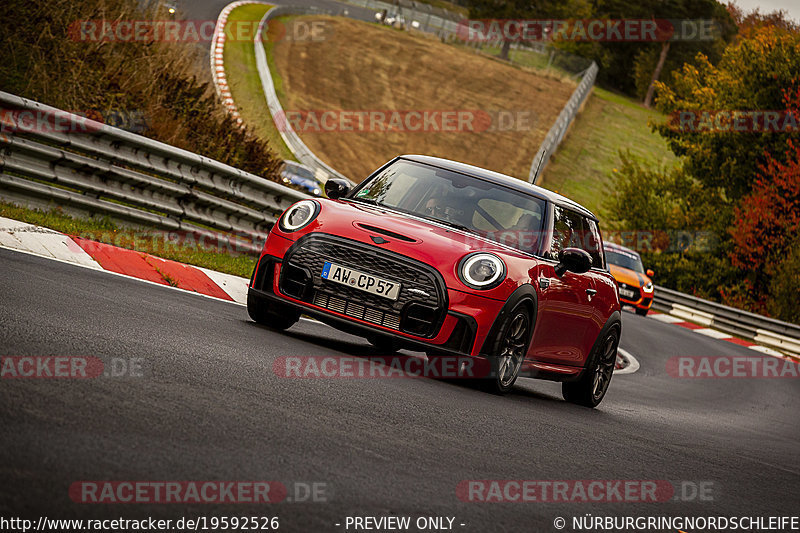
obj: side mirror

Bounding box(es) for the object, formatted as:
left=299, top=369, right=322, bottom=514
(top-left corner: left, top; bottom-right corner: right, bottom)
left=555, top=248, right=592, bottom=277
left=646, top=268, right=655, bottom=278
left=324, top=178, right=351, bottom=199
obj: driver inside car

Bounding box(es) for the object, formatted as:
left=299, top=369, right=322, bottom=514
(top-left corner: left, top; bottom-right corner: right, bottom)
left=423, top=195, right=465, bottom=224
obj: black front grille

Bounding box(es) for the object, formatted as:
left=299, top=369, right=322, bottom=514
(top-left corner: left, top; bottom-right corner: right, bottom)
left=281, top=234, right=446, bottom=337
left=618, top=282, right=641, bottom=301
left=314, top=292, right=401, bottom=330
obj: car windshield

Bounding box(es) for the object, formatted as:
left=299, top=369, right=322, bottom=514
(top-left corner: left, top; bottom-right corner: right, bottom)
left=605, top=248, right=645, bottom=273
left=349, top=160, right=547, bottom=253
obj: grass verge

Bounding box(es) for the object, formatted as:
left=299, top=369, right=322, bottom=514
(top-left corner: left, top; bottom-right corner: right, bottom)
left=476, top=44, right=580, bottom=80
left=0, top=202, right=257, bottom=279
left=223, top=3, right=295, bottom=161
left=538, top=87, right=678, bottom=219
left=270, top=16, right=575, bottom=181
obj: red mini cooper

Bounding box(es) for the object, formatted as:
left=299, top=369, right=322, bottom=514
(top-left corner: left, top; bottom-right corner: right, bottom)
left=248, top=156, right=621, bottom=407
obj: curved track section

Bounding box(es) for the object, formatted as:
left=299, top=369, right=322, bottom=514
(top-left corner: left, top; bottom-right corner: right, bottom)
left=1, top=248, right=798, bottom=530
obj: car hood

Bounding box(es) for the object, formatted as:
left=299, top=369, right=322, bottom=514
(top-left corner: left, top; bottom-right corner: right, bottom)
left=315, top=199, right=529, bottom=255
left=608, top=264, right=650, bottom=287
left=294, top=199, right=536, bottom=294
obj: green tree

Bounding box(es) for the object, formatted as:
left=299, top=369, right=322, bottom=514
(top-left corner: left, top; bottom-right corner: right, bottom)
left=604, top=152, right=739, bottom=299
left=653, top=25, right=800, bottom=202
left=640, top=0, right=735, bottom=107
left=559, top=0, right=734, bottom=98
left=462, top=0, right=590, bottom=60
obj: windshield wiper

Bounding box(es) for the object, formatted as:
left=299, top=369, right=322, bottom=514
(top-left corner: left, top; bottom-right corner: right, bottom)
left=346, top=197, right=382, bottom=207
left=418, top=215, right=479, bottom=235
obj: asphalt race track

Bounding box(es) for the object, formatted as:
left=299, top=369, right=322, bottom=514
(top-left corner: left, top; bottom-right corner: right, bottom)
left=1, top=247, right=799, bottom=531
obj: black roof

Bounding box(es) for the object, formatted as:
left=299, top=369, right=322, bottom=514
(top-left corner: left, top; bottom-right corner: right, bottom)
left=400, top=155, right=598, bottom=221
left=604, top=241, right=641, bottom=255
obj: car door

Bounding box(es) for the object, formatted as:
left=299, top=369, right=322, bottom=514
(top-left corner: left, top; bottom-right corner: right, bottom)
left=580, top=218, right=617, bottom=359
left=528, top=205, right=597, bottom=367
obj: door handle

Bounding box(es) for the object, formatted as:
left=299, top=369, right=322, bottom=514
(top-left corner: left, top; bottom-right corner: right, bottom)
left=586, top=289, right=597, bottom=296
left=539, top=278, right=551, bottom=290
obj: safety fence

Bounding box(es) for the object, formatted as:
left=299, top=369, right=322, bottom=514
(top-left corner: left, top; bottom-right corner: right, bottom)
left=0, top=91, right=310, bottom=254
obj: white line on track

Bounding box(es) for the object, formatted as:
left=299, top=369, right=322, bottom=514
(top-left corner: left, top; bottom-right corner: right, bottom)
left=694, top=328, right=733, bottom=339
left=748, top=345, right=788, bottom=357
left=650, top=313, right=685, bottom=324
left=615, top=347, right=640, bottom=375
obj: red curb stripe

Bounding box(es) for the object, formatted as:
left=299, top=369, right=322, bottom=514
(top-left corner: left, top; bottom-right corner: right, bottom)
left=72, top=238, right=167, bottom=285
left=724, top=337, right=757, bottom=347
left=145, top=255, right=233, bottom=301
left=70, top=237, right=233, bottom=300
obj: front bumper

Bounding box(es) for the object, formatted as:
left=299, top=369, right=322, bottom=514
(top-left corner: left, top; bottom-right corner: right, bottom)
left=617, top=282, right=653, bottom=310
left=250, top=232, right=505, bottom=357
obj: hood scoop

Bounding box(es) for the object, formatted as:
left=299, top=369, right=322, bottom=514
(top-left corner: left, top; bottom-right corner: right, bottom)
left=356, top=223, right=419, bottom=243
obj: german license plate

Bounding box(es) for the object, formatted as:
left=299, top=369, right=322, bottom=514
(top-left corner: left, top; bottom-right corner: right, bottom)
left=619, top=288, right=635, bottom=299
left=321, top=262, right=401, bottom=300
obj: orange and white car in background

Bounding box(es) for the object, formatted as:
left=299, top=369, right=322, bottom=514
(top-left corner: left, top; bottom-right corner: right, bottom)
left=603, top=242, right=655, bottom=316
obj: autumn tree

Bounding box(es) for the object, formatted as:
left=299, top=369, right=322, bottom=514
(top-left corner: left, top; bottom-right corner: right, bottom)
left=725, top=3, right=798, bottom=39
left=639, top=0, right=735, bottom=107
left=728, top=85, right=800, bottom=320
left=653, top=25, right=800, bottom=202
left=608, top=20, right=800, bottom=320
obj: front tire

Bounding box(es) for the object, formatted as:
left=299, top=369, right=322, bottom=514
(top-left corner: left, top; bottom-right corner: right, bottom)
left=562, top=328, right=619, bottom=408
left=635, top=307, right=649, bottom=316
left=481, top=305, right=532, bottom=394
left=247, top=292, right=300, bottom=330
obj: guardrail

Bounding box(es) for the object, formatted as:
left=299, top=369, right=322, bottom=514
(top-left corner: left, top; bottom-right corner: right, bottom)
left=0, top=91, right=309, bottom=254
left=528, top=62, right=598, bottom=184
left=254, top=5, right=355, bottom=185
left=346, top=0, right=464, bottom=37
left=653, top=285, right=800, bottom=355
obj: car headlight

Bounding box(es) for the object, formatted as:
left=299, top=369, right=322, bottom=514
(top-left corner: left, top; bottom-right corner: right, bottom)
left=279, top=200, right=319, bottom=232
left=459, top=253, right=505, bottom=289
left=643, top=282, right=654, bottom=292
